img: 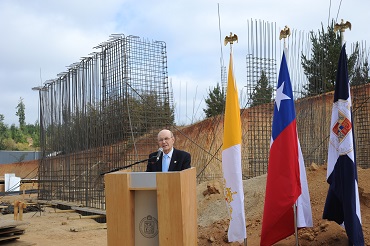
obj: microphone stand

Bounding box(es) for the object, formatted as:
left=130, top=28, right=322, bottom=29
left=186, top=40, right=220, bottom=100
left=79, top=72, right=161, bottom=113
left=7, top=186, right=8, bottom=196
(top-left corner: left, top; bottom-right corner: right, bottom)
left=100, top=156, right=155, bottom=176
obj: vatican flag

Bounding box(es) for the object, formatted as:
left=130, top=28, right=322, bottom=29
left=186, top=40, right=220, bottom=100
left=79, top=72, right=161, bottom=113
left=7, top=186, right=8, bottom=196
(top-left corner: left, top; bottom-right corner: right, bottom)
left=222, top=52, right=247, bottom=242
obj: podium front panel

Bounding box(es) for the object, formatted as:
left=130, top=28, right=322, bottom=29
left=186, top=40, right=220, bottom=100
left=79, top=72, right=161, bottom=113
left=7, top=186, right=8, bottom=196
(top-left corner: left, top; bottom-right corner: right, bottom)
left=134, top=190, right=159, bottom=245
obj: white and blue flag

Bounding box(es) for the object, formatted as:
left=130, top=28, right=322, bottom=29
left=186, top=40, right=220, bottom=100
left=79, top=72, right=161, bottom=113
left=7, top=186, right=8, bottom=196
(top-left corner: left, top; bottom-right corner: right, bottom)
left=323, top=44, right=364, bottom=245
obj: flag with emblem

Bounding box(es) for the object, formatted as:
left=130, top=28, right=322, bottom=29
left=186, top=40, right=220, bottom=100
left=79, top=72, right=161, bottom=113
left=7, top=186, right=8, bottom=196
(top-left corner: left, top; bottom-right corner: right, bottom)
left=323, top=44, right=364, bottom=245
left=221, top=52, right=246, bottom=242
left=260, top=50, right=312, bottom=246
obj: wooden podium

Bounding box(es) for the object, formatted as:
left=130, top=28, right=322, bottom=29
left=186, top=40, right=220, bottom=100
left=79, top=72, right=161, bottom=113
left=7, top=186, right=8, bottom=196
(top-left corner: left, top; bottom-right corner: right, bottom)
left=104, top=167, right=197, bottom=246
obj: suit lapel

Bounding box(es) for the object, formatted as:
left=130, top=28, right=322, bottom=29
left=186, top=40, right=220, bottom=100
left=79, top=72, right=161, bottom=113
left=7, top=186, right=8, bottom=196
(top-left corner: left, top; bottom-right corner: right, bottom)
left=168, top=148, right=177, bottom=171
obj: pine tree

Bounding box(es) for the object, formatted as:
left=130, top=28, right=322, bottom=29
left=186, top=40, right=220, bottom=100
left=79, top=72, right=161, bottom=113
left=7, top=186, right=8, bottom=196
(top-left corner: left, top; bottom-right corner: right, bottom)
left=301, top=21, right=362, bottom=96
left=15, top=97, right=26, bottom=130
left=0, top=114, right=9, bottom=149
left=250, top=70, right=273, bottom=107
left=351, top=60, right=370, bottom=85
left=203, top=83, right=225, bottom=118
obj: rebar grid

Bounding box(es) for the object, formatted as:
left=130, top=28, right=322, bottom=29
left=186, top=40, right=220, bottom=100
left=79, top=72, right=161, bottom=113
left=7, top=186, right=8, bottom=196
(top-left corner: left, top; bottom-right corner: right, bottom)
left=38, top=35, right=172, bottom=208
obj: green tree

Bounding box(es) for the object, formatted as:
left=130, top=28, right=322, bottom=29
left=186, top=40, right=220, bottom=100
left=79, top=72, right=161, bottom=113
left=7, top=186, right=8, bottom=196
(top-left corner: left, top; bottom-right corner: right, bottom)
left=351, top=60, right=370, bottom=86
left=203, top=83, right=225, bottom=118
left=2, top=138, right=17, bottom=150
left=250, top=70, right=273, bottom=107
left=0, top=114, right=9, bottom=150
left=301, top=21, right=361, bottom=96
left=24, top=122, right=40, bottom=148
left=10, top=124, right=27, bottom=144
left=16, top=97, right=26, bottom=130
left=0, top=113, right=40, bottom=150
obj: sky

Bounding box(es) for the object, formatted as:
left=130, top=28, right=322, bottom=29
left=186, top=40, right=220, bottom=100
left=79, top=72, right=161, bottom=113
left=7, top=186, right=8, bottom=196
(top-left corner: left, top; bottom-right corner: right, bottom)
left=1, top=0, right=369, bottom=126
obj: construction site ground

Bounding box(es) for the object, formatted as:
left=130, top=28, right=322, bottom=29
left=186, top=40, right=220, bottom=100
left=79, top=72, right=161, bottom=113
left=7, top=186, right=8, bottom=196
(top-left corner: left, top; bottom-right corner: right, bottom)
left=0, top=163, right=370, bottom=245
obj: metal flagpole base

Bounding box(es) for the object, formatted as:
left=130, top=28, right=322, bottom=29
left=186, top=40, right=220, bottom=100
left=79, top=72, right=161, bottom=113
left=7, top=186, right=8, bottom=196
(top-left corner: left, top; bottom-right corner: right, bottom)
left=294, top=204, right=298, bottom=246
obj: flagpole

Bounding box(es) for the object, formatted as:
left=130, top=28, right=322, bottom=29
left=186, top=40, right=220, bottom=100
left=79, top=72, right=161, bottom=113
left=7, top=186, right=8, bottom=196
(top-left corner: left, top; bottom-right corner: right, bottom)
left=281, top=25, right=299, bottom=246
left=293, top=204, right=298, bottom=246
left=323, top=19, right=364, bottom=245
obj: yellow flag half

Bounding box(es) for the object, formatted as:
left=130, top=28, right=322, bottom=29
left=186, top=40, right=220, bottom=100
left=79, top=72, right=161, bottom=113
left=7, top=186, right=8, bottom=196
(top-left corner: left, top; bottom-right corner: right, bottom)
left=222, top=53, right=241, bottom=149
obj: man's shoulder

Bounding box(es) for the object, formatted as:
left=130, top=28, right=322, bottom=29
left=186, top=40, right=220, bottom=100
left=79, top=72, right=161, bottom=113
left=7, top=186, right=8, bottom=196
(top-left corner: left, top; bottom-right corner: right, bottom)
left=173, top=148, right=190, bottom=156
left=149, top=151, right=158, bottom=157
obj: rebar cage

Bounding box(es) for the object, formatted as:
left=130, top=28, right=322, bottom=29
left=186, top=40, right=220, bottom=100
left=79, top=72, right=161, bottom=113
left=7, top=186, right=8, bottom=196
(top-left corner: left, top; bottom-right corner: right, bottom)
left=38, top=35, right=173, bottom=208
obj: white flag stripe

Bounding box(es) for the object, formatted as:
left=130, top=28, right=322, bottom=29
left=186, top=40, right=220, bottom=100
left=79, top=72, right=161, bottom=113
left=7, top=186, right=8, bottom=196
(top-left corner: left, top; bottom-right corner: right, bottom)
left=222, top=144, right=246, bottom=242
left=222, top=145, right=242, bottom=176
left=327, top=101, right=355, bottom=178
left=355, top=180, right=362, bottom=224
left=296, top=140, right=313, bottom=227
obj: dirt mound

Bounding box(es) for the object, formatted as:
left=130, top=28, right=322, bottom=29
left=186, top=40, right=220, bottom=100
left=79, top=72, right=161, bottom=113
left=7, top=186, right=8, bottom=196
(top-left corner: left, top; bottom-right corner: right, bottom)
left=197, top=164, right=370, bottom=245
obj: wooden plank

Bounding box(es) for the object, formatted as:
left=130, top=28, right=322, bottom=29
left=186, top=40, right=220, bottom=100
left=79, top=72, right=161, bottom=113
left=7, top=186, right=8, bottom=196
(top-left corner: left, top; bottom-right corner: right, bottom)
left=69, top=223, right=107, bottom=232
left=24, top=203, right=38, bottom=206
left=156, top=167, right=197, bottom=246
left=67, top=214, right=105, bottom=220
left=179, top=167, right=197, bottom=246
left=0, top=228, right=24, bottom=236
left=0, top=235, right=20, bottom=242
left=49, top=209, right=76, bottom=213
left=43, top=199, right=83, bottom=207
left=0, top=220, right=29, bottom=229
left=105, top=170, right=134, bottom=246
left=156, top=171, right=183, bottom=245
left=0, top=240, right=36, bottom=246
left=71, top=206, right=106, bottom=215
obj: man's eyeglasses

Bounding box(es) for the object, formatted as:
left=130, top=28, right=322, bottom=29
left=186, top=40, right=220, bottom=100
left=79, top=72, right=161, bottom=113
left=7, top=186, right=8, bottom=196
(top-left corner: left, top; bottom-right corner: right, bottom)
left=158, top=137, right=172, bottom=142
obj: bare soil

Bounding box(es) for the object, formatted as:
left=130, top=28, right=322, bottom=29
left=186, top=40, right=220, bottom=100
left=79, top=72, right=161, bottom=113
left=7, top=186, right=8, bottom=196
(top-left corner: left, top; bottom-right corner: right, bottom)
left=1, top=163, right=369, bottom=245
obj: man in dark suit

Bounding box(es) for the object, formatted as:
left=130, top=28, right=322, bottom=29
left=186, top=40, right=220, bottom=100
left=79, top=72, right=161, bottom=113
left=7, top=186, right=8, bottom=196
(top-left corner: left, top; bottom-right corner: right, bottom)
left=146, top=129, right=191, bottom=172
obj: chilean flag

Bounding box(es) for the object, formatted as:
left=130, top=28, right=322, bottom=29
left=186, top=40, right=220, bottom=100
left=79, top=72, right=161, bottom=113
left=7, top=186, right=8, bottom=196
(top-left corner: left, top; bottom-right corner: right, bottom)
left=261, top=51, right=312, bottom=246
left=323, top=44, right=364, bottom=245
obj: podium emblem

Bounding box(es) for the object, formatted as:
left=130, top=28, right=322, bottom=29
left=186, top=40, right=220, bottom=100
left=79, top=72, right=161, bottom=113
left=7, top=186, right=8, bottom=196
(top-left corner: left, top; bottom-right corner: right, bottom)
left=139, top=215, right=159, bottom=238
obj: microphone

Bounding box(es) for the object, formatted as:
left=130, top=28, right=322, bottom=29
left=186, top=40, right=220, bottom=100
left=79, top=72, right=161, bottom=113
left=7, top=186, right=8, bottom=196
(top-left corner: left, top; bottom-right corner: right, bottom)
left=156, top=148, right=163, bottom=161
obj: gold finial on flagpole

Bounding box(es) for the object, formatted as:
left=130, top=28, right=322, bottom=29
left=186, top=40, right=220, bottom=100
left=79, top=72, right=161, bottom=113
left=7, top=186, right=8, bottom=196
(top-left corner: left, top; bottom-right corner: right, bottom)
left=224, top=32, right=238, bottom=51
left=279, top=25, right=291, bottom=49
left=334, top=19, right=352, bottom=46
